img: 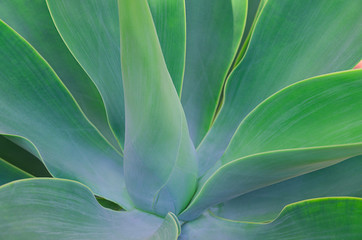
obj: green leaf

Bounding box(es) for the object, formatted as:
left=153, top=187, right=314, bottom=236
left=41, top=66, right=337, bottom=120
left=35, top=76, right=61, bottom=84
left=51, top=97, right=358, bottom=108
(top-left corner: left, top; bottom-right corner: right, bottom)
left=118, top=0, right=197, bottom=216
left=0, top=158, right=32, bottom=185
left=0, top=135, right=50, bottom=177
left=232, top=0, right=267, bottom=67
left=0, top=179, right=179, bottom=240
left=180, top=70, right=362, bottom=220
left=180, top=198, right=362, bottom=239
left=0, top=0, right=119, bottom=150
left=0, top=20, right=132, bottom=209
left=212, top=155, right=362, bottom=222
left=220, top=70, right=362, bottom=163
left=197, top=0, right=362, bottom=175
left=46, top=0, right=125, bottom=148
left=148, top=0, right=186, bottom=95
left=181, top=0, right=247, bottom=146
left=150, top=212, right=180, bottom=240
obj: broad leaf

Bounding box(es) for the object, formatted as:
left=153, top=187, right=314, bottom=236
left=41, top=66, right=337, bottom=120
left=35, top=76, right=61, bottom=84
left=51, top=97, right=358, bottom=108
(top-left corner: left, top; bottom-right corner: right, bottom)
left=0, top=0, right=119, bottom=149
left=46, top=0, right=187, bottom=148
left=0, top=20, right=132, bottom=209
left=118, top=0, right=197, bottom=216
left=46, top=0, right=125, bottom=148
left=0, top=158, right=32, bottom=185
left=180, top=70, right=362, bottom=220
left=212, top=155, right=362, bottom=222
left=180, top=198, right=362, bottom=239
left=197, top=0, right=362, bottom=175
left=148, top=0, right=186, bottom=94
left=181, top=0, right=247, bottom=146
left=0, top=179, right=179, bottom=240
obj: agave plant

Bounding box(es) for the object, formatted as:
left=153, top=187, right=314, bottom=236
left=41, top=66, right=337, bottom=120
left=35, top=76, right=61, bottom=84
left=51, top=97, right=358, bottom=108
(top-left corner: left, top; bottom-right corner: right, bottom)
left=0, top=0, right=362, bottom=239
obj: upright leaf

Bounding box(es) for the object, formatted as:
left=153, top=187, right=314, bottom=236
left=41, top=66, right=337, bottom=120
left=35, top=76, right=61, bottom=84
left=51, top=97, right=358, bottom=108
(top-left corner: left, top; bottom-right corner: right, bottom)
left=148, top=0, right=186, bottom=94
left=0, top=179, right=179, bottom=240
left=0, top=20, right=132, bottom=209
left=46, top=0, right=125, bottom=148
left=181, top=0, right=247, bottom=146
left=232, top=0, right=267, bottom=66
left=118, top=0, right=197, bottom=216
left=197, top=0, right=362, bottom=175
left=180, top=70, right=362, bottom=220
left=180, top=198, right=362, bottom=239
left=0, top=0, right=119, bottom=149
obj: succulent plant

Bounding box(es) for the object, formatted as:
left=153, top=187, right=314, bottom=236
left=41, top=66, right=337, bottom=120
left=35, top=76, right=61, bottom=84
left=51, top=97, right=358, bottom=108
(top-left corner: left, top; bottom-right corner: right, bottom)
left=0, top=0, right=361, bottom=239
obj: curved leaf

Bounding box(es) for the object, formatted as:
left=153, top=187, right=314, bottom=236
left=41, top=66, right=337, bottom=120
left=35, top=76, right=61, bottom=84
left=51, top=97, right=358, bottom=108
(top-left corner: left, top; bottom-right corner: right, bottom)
left=180, top=70, right=362, bottom=220
left=0, top=158, right=32, bottom=185
left=46, top=0, right=125, bottom=148
left=118, top=0, right=197, bottom=216
left=0, top=0, right=119, bottom=149
left=181, top=0, right=247, bottom=146
left=212, top=155, right=362, bottom=222
left=0, top=178, right=179, bottom=240
left=148, top=0, right=186, bottom=94
left=150, top=212, right=180, bottom=240
left=197, top=0, right=362, bottom=175
left=220, top=70, right=362, bottom=163
left=46, top=0, right=186, bottom=148
left=0, top=135, right=50, bottom=177
left=232, top=0, right=267, bottom=66
left=180, top=198, right=362, bottom=239
left=0, top=20, right=132, bottom=209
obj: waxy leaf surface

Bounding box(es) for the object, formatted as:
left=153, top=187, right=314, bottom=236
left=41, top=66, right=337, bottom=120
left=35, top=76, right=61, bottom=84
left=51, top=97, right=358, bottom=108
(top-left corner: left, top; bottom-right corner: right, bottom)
left=180, top=70, right=362, bottom=220
left=0, top=21, right=132, bottom=209
left=118, top=0, right=197, bottom=216
left=197, top=0, right=362, bottom=175
left=180, top=198, right=362, bottom=239
left=181, top=0, right=247, bottom=146
left=0, top=0, right=118, bottom=149
left=0, top=179, right=179, bottom=240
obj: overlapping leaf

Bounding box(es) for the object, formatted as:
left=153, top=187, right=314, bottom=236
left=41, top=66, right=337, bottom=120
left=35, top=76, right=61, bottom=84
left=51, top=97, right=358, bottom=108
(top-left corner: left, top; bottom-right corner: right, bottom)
left=181, top=0, right=247, bottom=146
left=212, top=155, right=362, bottom=222
left=0, top=20, right=132, bottom=209
left=180, top=70, right=362, bottom=220
left=0, top=0, right=119, bottom=149
left=197, top=0, right=362, bottom=175
left=0, top=179, right=179, bottom=240
left=118, top=0, right=197, bottom=216
left=0, top=135, right=50, bottom=177
left=180, top=198, right=362, bottom=239
left=0, top=158, right=32, bottom=185
left=46, top=0, right=126, bottom=148
left=47, top=0, right=187, bottom=148
left=148, top=0, right=186, bottom=94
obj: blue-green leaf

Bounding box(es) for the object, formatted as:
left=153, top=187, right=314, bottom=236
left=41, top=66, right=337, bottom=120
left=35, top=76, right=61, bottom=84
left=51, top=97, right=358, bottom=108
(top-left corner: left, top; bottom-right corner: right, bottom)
left=0, top=0, right=119, bottom=149
left=213, top=155, right=362, bottom=222
left=0, top=20, right=132, bottom=209
left=118, top=0, right=197, bottom=216
left=0, top=158, right=32, bottom=185
left=197, top=0, right=362, bottom=175
left=0, top=135, right=50, bottom=177
left=180, top=70, right=362, bottom=220
left=148, top=0, right=186, bottom=94
left=181, top=0, right=247, bottom=146
left=180, top=198, right=362, bottom=239
left=46, top=0, right=125, bottom=148
left=0, top=179, right=179, bottom=240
